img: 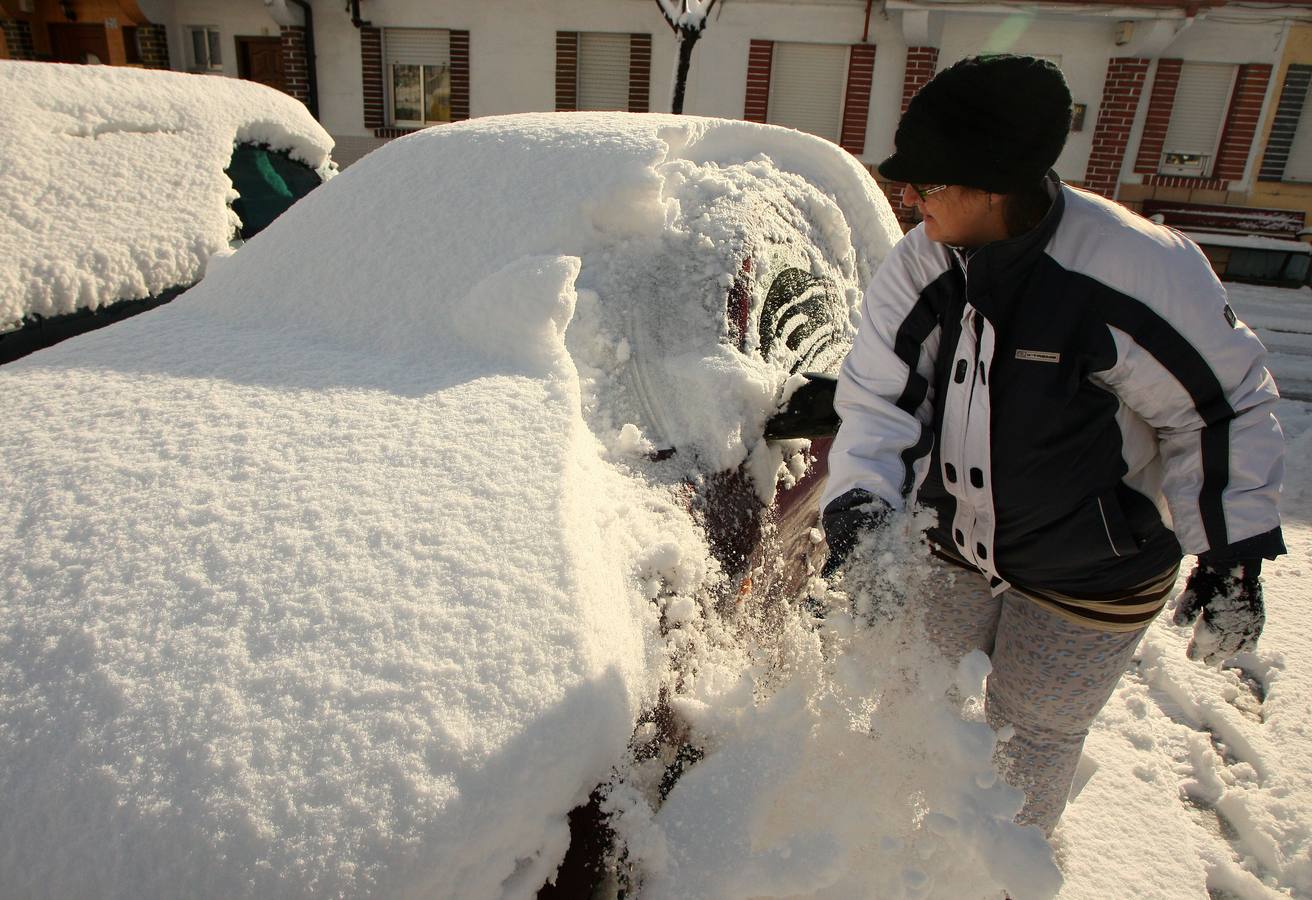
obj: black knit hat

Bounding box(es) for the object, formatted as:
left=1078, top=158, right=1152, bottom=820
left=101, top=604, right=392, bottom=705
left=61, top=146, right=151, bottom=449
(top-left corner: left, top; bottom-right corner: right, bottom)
left=878, top=54, right=1072, bottom=194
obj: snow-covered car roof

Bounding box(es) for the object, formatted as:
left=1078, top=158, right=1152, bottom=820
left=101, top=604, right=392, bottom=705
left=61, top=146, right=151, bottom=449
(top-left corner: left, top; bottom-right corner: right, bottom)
left=0, top=113, right=898, bottom=897
left=0, top=61, right=334, bottom=334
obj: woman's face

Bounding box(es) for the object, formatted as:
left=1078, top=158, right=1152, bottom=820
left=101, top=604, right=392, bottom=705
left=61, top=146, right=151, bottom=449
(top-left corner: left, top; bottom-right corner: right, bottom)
left=901, top=184, right=1009, bottom=249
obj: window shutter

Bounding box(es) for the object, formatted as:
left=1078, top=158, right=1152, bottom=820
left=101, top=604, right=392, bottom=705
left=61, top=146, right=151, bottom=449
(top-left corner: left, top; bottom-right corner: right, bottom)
left=767, top=42, right=848, bottom=143
left=577, top=32, right=630, bottom=111
left=1283, top=84, right=1312, bottom=182
left=1163, top=63, right=1235, bottom=160
left=384, top=27, right=450, bottom=68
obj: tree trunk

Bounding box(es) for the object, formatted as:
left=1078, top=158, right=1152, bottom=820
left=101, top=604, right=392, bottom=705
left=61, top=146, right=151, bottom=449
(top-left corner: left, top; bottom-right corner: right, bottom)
left=671, top=26, right=699, bottom=114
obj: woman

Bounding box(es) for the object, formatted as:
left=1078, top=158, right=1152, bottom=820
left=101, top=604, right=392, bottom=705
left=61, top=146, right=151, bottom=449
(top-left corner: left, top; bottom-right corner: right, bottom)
left=821, top=54, right=1285, bottom=835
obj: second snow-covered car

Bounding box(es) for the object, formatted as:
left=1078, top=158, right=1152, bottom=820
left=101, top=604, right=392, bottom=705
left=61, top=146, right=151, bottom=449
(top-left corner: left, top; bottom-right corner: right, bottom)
left=0, top=60, right=335, bottom=364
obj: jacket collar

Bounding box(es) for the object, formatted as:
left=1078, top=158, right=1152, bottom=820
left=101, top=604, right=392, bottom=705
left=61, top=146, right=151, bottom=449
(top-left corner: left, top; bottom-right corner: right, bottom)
left=953, top=172, right=1065, bottom=314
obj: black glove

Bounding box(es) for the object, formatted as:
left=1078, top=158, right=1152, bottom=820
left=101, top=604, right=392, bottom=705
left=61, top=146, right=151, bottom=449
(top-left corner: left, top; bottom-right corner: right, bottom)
left=821, top=489, right=892, bottom=578
left=1172, top=558, right=1265, bottom=666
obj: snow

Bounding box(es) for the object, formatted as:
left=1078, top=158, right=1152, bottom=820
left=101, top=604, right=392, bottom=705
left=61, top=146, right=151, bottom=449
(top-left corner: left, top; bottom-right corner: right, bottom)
left=0, top=61, right=334, bottom=333
left=1182, top=231, right=1312, bottom=254
left=2, top=105, right=1310, bottom=899
left=0, top=112, right=897, bottom=898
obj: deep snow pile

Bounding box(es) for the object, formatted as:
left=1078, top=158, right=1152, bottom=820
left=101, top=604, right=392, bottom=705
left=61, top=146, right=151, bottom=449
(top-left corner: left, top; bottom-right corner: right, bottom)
left=0, top=113, right=931, bottom=898
left=0, top=60, right=334, bottom=332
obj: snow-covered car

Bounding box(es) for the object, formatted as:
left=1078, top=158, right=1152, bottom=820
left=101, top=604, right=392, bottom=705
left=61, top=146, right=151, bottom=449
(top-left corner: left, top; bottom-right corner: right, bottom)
left=0, top=60, right=334, bottom=364
left=0, top=113, right=900, bottom=898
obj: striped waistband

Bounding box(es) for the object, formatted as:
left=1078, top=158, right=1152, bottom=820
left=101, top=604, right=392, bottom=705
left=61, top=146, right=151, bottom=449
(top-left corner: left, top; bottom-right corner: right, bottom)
left=930, top=545, right=1179, bottom=633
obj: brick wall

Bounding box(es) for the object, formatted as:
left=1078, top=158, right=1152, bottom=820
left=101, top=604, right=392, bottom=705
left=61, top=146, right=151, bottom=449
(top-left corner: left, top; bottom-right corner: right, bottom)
left=556, top=31, right=578, bottom=111
left=1213, top=63, right=1272, bottom=183
left=1133, top=58, right=1182, bottom=175
left=744, top=39, right=773, bottom=123
left=360, top=26, right=383, bottom=129
left=628, top=33, right=651, bottom=113
left=1083, top=57, right=1149, bottom=198
left=1259, top=64, right=1312, bottom=181
left=839, top=44, right=876, bottom=156
left=450, top=30, right=470, bottom=121
left=901, top=46, right=938, bottom=114
left=137, top=22, right=168, bottom=69
left=880, top=46, right=942, bottom=224
left=0, top=18, right=34, bottom=60
left=281, top=26, right=309, bottom=108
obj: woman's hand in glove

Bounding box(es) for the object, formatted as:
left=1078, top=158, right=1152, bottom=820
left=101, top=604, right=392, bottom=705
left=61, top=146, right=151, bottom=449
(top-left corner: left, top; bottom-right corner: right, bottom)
left=820, top=489, right=892, bottom=578
left=1172, top=559, right=1265, bottom=666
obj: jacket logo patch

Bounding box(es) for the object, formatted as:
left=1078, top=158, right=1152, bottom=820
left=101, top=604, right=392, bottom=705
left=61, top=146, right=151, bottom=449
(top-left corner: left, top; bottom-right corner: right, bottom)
left=1015, top=349, right=1061, bottom=363
left=1224, top=304, right=1238, bottom=328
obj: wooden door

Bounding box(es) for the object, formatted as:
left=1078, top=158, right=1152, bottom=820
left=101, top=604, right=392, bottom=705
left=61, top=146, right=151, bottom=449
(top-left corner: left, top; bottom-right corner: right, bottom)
left=49, top=23, right=110, bottom=65
left=236, top=36, right=286, bottom=92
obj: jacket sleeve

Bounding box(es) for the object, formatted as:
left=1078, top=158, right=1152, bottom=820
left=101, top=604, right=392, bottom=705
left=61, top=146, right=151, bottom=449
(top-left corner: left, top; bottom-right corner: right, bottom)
left=821, top=232, right=947, bottom=514
left=1091, top=240, right=1285, bottom=561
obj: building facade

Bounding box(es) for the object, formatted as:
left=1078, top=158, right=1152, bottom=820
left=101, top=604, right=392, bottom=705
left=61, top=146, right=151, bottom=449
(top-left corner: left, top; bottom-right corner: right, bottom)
left=6, top=0, right=1312, bottom=252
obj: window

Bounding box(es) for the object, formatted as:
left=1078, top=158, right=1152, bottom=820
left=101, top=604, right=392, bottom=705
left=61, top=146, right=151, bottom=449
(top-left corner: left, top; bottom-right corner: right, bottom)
left=577, top=32, right=630, bottom=111
left=385, top=28, right=452, bottom=126
left=1160, top=62, right=1236, bottom=176
left=186, top=26, right=222, bottom=72
left=766, top=42, right=849, bottom=143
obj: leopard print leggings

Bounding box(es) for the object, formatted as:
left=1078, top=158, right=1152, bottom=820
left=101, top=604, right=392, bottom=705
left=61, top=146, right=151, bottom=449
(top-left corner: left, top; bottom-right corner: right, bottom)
left=919, top=563, right=1154, bottom=836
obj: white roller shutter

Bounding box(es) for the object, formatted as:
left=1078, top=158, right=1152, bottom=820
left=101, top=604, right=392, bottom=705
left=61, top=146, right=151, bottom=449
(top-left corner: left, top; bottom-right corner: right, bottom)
left=1163, top=62, right=1235, bottom=160
left=767, top=42, right=848, bottom=143
left=384, top=28, right=450, bottom=68
left=1284, top=84, right=1312, bottom=182
left=578, top=32, right=630, bottom=111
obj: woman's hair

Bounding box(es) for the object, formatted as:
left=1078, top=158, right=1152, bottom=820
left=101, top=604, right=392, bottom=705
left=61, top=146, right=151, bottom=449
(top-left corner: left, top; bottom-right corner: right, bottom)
left=1003, top=181, right=1053, bottom=238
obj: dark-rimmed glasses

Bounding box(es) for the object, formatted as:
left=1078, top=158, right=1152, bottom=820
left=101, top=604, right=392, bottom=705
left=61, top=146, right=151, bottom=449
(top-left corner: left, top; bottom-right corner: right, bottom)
left=910, top=183, right=949, bottom=200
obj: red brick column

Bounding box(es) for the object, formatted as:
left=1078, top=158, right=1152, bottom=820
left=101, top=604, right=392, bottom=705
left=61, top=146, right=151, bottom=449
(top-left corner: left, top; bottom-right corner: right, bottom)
left=281, top=26, right=310, bottom=108
left=556, top=32, right=578, bottom=111
left=629, top=33, right=652, bottom=113
left=1083, top=57, right=1150, bottom=198
left=361, top=26, right=384, bottom=129
left=901, top=46, right=939, bottom=114
left=1133, top=58, right=1182, bottom=175
left=137, top=23, right=168, bottom=69
left=744, top=40, right=773, bottom=123
left=450, top=30, right=470, bottom=121
left=1213, top=63, right=1272, bottom=183
left=879, top=47, right=941, bottom=225
left=839, top=44, right=877, bottom=156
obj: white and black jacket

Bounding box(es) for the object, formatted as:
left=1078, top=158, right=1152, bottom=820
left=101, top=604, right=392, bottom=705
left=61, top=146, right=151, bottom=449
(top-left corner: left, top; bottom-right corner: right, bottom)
left=823, top=178, right=1286, bottom=601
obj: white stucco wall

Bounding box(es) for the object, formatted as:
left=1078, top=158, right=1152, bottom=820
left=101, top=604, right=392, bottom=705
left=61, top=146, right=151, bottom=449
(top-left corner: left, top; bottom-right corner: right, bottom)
left=164, top=0, right=282, bottom=77
left=144, top=0, right=1302, bottom=184
left=936, top=13, right=1121, bottom=185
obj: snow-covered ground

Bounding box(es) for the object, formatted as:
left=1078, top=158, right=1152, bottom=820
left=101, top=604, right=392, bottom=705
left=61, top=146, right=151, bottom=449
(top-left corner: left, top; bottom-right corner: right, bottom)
left=0, top=104, right=1309, bottom=899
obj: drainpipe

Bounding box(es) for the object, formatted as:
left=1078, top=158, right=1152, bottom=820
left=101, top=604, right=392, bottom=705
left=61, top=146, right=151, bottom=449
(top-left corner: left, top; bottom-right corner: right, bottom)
left=862, top=0, right=873, bottom=43
left=287, top=0, right=319, bottom=120
left=349, top=0, right=370, bottom=28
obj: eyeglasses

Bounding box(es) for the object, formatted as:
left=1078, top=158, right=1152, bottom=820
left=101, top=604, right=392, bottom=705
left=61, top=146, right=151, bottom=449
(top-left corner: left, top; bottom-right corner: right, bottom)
left=910, top=183, right=949, bottom=200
